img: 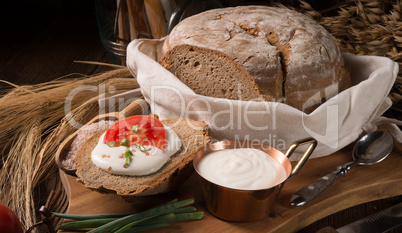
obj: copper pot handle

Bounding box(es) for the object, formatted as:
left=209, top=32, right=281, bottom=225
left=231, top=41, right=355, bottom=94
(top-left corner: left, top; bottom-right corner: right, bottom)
left=285, top=137, right=317, bottom=180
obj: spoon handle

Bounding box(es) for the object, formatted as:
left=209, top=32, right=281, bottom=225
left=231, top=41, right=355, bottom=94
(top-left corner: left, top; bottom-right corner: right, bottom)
left=290, top=171, right=340, bottom=207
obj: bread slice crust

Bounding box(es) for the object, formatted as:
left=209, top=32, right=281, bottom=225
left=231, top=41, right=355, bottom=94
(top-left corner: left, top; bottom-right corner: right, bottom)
left=75, top=118, right=210, bottom=196
left=161, top=44, right=264, bottom=101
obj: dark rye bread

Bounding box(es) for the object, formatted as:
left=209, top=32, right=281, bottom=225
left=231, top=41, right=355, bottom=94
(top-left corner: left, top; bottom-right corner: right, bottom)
left=161, top=6, right=351, bottom=113
left=74, top=118, right=210, bottom=196
left=160, top=45, right=264, bottom=101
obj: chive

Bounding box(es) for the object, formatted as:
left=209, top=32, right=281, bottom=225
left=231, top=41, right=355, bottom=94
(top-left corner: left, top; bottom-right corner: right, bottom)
left=120, top=139, right=130, bottom=146
left=142, top=213, right=176, bottom=223
left=106, top=141, right=116, bottom=147
left=173, top=206, right=197, bottom=214
left=120, top=223, right=170, bottom=233
left=124, top=149, right=133, bottom=166
left=170, top=212, right=205, bottom=222
left=124, top=149, right=133, bottom=156
left=89, top=214, right=157, bottom=233
left=133, top=212, right=203, bottom=227
left=164, top=198, right=178, bottom=204
left=55, top=212, right=203, bottom=232
left=54, top=210, right=200, bottom=230
left=113, top=213, right=175, bottom=233
left=53, top=198, right=201, bottom=232
left=131, top=125, right=139, bottom=133
left=57, top=218, right=118, bottom=230
left=52, top=212, right=130, bottom=220
left=137, top=143, right=146, bottom=153
left=87, top=199, right=194, bottom=233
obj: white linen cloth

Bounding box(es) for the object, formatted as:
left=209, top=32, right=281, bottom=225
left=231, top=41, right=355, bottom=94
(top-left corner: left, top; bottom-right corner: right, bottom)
left=126, top=38, right=401, bottom=160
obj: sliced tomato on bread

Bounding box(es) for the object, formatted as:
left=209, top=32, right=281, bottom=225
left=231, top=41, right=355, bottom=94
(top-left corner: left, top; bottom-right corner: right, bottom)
left=103, top=115, right=167, bottom=151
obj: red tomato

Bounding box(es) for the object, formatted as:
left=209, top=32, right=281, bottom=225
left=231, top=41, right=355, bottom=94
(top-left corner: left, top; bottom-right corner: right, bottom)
left=104, top=115, right=167, bottom=151
left=0, top=203, right=23, bottom=233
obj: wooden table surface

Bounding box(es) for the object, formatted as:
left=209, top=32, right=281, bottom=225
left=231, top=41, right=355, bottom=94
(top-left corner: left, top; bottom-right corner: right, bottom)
left=1, top=1, right=401, bottom=232
left=60, top=141, right=402, bottom=233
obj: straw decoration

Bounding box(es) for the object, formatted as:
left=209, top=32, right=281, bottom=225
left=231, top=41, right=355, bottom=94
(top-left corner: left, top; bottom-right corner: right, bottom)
left=298, top=0, right=402, bottom=110
left=0, top=68, right=138, bottom=231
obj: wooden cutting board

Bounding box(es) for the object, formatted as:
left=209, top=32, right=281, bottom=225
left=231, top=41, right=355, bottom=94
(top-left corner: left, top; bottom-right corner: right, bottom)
left=59, top=137, right=402, bottom=233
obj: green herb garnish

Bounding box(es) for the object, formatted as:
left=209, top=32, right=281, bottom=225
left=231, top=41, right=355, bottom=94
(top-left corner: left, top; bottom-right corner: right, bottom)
left=137, top=143, right=147, bottom=153
left=124, top=149, right=133, bottom=166
left=120, top=139, right=130, bottom=146
left=131, top=125, right=139, bottom=133
left=106, top=141, right=116, bottom=147
left=53, top=198, right=203, bottom=232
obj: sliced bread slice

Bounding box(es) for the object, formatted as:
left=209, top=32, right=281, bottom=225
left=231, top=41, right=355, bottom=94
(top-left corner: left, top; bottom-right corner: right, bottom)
left=160, top=44, right=264, bottom=101
left=74, top=118, right=211, bottom=196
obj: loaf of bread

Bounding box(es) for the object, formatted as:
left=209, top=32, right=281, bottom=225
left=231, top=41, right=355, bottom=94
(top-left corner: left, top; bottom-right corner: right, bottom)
left=75, top=118, right=210, bottom=196
left=161, top=6, right=351, bottom=113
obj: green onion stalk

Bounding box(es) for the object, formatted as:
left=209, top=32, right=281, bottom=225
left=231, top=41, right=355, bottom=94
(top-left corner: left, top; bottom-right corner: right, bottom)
left=53, top=198, right=203, bottom=232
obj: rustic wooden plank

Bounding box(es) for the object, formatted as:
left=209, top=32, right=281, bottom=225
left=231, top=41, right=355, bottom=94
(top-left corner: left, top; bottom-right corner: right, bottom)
left=60, top=138, right=402, bottom=233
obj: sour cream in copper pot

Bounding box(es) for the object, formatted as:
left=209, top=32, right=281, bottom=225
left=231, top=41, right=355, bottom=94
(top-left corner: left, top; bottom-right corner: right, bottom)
left=196, top=148, right=287, bottom=190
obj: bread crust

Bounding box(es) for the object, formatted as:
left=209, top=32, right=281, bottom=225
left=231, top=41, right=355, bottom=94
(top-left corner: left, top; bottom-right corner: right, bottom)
left=75, top=118, right=210, bottom=196
left=161, top=6, right=351, bottom=112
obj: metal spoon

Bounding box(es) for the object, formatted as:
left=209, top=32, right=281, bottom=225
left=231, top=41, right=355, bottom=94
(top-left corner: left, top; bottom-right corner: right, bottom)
left=290, top=131, right=394, bottom=207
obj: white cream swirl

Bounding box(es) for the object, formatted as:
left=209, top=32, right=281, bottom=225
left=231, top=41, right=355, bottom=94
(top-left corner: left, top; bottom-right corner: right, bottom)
left=91, top=125, right=182, bottom=176
left=196, top=148, right=287, bottom=190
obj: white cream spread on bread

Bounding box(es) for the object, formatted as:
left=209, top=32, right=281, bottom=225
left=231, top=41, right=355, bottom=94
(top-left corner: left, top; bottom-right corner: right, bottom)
left=91, top=125, right=182, bottom=176
left=196, top=148, right=286, bottom=190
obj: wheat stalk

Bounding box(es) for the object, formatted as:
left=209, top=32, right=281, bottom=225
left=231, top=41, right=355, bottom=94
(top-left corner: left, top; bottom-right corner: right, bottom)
left=0, top=67, right=138, bottom=231
left=299, top=0, right=402, bottom=106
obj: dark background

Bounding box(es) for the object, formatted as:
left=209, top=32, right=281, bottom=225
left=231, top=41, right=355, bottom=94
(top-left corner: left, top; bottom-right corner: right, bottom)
left=0, top=0, right=113, bottom=86
left=0, top=0, right=347, bottom=86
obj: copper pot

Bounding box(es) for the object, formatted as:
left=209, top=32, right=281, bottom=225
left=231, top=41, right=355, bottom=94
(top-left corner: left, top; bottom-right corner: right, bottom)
left=193, top=137, right=317, bottom=222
